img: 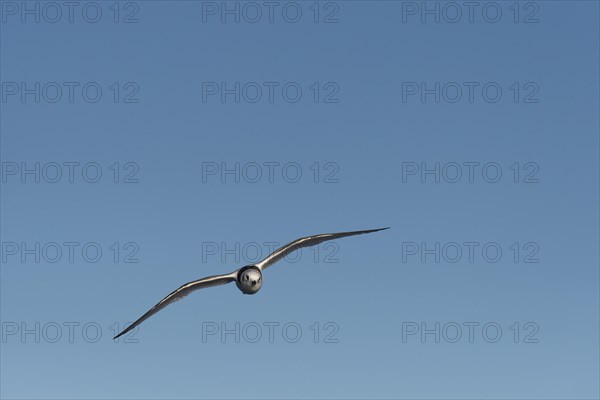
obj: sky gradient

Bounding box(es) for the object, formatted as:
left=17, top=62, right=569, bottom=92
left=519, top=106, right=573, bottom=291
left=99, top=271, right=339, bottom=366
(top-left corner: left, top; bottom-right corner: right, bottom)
left=1, top=1, right=599, bottom=399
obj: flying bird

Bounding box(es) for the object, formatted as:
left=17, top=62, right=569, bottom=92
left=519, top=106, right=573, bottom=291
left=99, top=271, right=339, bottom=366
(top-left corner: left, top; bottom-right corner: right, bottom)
left=114, top=228, right=389, bottom=339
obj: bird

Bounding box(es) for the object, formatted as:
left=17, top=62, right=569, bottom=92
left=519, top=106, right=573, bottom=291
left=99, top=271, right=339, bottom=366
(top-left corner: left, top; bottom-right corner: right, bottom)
left=113, top=227, right=389, bottom=339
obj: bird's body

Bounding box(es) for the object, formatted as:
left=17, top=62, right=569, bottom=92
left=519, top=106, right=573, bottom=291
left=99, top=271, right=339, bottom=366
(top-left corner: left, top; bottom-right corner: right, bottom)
left=114, top=228, right=388, bottom=339
left=236, top=266, right=263, bottom=294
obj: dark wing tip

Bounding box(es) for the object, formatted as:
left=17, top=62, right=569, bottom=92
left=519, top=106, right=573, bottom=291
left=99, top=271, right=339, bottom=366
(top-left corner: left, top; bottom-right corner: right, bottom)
left=363, top=227, right=390, bottom=233
left=331, top=227, right=389, bottom=238
left=113, top=330, right=127, bottom=340
left=113, top=323, right=135, bottom=340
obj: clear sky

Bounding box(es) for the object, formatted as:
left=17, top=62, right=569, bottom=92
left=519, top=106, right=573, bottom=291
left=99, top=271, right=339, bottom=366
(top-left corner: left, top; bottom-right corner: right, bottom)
left=1, top=1, right=599, bottom=399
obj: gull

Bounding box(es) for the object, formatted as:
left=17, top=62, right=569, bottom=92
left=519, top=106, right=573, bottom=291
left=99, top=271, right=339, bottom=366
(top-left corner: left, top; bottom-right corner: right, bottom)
left=114, top=228, right=389, bottom=339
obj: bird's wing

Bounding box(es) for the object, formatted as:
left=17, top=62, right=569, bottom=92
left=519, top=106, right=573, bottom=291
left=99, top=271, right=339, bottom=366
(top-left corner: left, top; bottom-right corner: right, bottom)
left=255, top=228, right=389, bottom=271
left=114, top=272, right=237, bottom=339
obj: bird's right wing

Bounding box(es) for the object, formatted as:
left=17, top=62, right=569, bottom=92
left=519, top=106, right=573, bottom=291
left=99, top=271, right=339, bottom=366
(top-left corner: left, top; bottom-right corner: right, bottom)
left=114, top=271, right=237, bottom=339
left=255, top=228, right=389, bottom=271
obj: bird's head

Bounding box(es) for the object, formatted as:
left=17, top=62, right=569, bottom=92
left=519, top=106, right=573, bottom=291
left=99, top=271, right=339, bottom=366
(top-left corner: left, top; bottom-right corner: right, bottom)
left=236, top=266, right=263, bottom=295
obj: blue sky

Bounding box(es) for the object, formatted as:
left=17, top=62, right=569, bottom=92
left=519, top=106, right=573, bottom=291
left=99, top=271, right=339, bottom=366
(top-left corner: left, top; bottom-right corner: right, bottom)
left=1, top=1, right=599, bottom=399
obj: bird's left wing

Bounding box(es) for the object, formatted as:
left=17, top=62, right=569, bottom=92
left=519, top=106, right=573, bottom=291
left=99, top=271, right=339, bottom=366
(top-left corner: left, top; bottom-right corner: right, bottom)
left=255, top=228, right=389, bottom=271
left=114, top=271, right=237, bottom=339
